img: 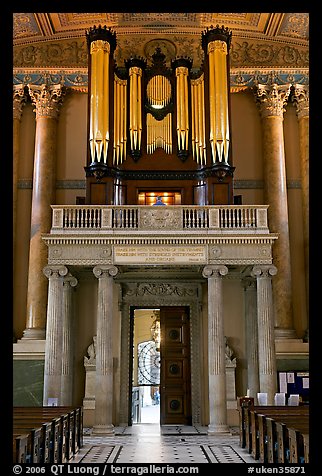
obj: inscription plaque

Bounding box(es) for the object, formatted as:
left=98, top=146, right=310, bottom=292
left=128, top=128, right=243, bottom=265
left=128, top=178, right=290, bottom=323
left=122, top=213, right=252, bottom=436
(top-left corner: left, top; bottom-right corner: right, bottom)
left=114, top=245, right=206, bottom=264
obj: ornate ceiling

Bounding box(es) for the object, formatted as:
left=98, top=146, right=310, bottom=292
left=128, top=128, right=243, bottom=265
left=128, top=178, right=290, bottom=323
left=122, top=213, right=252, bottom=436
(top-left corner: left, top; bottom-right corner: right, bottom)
left=13, top=13, right=309, bottom=71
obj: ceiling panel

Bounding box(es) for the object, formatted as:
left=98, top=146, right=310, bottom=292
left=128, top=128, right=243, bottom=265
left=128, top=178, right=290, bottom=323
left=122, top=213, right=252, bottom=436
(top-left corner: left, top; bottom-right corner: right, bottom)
left=13, top=12, right=309, bottom=46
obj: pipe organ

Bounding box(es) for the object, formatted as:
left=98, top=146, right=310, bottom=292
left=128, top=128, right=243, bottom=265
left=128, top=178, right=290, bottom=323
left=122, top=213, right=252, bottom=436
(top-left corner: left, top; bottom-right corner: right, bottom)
left=85, top=24, right=235, bottom=206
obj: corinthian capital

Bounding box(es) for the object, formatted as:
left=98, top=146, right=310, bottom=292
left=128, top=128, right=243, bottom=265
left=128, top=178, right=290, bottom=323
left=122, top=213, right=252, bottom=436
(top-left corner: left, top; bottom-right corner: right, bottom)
left=13, top=84, right=27, bottom=121
left=28, top=84, right=65, bottom=119
left=292, top=84, right=309, bottom=119
left=253, top=83, right=291, bottom=119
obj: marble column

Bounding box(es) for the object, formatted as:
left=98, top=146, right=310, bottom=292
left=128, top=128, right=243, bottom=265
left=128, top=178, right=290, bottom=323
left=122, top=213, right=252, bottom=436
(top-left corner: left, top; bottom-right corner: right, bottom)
left=202, top=265, right=229, bottom=434
left=23, top=84, right=65, bottom=340
left=243, top=278, right=260, bottom=403
left=251, top=265, right=278, bottom=405
left=13, top=85, right=27, bottom=267
left=92, top=265, right=118, bottom=435
left=61, top=274, right=78, bottom=406
left=292, top=84, right=309, bottom=318
left=43, top=265, right=68, bottom=405
left=254, top=84, right=295, bottom=339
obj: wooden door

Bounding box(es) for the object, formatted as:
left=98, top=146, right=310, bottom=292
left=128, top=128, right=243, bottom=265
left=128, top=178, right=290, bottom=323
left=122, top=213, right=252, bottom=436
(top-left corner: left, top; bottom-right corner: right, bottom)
left=160, top=307, right=192, bottom=425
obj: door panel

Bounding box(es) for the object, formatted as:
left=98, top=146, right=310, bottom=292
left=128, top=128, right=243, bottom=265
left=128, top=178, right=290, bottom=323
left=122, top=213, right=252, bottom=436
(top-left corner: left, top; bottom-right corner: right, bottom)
left=160, top=307, right=191, bottom=425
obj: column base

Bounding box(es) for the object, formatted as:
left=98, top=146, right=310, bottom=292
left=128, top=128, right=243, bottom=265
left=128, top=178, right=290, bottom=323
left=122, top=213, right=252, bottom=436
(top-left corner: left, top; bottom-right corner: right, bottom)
left=22, top=328, right=46, bottom=340
left=207, top=424, right=230, bottom=435
left=92, top=424, right=114, bottom=436
left=274, top=327, right=297, bottom=339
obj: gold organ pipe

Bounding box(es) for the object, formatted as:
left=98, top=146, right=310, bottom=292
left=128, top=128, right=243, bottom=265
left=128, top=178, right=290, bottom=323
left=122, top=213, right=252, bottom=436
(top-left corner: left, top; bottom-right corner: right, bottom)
left=103, top=48, right=109, bottom=163
left=209, top=40, right=229, bottom=163
left=89, top=40, right=110, bottom=163
left=113, top=76, right=117, bottom=164
left=138, top=72, right=142, bottom=149
left=123, top=80, right=127, bottom=159
left=129, top=66, right=143, bottom=152
left=191, top=80, right=197, bottom=162
left=175, top=66, right=189, bottom=152
left=89, top=45, right=97, bottom=162
left=190, top=82, right=195, bottom=160
left=198, top=75, right=206, bottom=165
left=207, top=42, right=216, bottom=162
left=113, top=77, right=127, bottom=165
left=184, top=69, right=189, bottom=150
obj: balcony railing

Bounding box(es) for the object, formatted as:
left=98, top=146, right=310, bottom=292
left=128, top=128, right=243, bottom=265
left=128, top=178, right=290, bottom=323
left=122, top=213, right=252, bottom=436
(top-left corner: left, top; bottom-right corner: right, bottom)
left=50, top=205, right=269, bottom=234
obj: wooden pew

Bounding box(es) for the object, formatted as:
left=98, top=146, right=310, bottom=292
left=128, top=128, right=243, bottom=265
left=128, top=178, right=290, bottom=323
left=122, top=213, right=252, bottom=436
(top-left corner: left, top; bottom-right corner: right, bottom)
left=13, top=433, right=30, bottom=463
left=13, top=416, right=60, bottom=463
left=259, top=413, right=308, bottom=463
left=246, top=406, right=309, bottom=459
left=13, top=406, right=83, bottom=462
left=237, top=397, right=254, bottom=448
left=12, top=425, right=44, bottom=463
left=275, top=419, right=309, bottom=463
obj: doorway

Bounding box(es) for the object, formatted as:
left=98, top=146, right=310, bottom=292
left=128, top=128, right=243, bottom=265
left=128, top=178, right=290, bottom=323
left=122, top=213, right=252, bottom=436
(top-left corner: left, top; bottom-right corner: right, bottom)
left=130, top=306, right=192, bottom=425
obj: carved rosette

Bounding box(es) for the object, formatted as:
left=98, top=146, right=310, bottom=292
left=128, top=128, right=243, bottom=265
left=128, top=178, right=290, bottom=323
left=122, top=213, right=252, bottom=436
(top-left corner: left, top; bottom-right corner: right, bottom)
left=292, top=84, right=309, bottom=119
left=253, top=83, right=291, bottom=118
left=28, top=84, right=66, bottom=119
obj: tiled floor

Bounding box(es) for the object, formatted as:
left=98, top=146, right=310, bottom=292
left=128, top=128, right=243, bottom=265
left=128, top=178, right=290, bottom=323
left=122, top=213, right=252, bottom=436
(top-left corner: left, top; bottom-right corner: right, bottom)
left=71, top=424, right=258, bottom=464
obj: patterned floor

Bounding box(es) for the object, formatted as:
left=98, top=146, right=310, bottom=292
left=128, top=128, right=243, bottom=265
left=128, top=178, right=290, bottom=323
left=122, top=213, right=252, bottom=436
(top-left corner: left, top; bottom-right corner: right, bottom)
left=70, top=424, right=258, bottom=464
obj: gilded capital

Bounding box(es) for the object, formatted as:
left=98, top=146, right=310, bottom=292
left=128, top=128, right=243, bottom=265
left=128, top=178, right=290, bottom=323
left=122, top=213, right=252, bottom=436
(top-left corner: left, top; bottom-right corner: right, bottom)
left=13, top=84, right=27, bottom=121
left=28, top=84, right=65, bottom=119
left=253, top=83, right=291, bottom=119
left=292, top=84, right=309, bottom=119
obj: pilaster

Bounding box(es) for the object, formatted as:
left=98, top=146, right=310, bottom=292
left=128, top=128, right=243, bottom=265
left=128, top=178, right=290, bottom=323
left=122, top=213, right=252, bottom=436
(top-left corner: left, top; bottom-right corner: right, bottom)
left=251, top=265, right=278, bottom=405
left=202, top=265, right=229, bottom=434
left=243, top=277, right=260, bottom=403
left=92, top=265, right=118, bottom=435
left=42, top=265, right=68, bottom=405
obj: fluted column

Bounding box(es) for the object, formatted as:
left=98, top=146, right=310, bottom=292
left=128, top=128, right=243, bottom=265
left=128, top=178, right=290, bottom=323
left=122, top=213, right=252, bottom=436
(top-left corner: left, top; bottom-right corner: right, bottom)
left=243, top=278, right=260, bottom=403
left=92, top=265, right=118, bottom=435
left=43, top=265, right=68, bottom=405
left=292, top=84, right=309, bottom=317
left=251, top=265, right=278, bottom=405
left=13, top=85, right=27, bottom=265
left=254, top=84, right=295, bottom=338
left=23, top=84, right=65, bottom=339
left=61, top=274, right=78, bottom=406
left=202, top=265, right=229, bottom=434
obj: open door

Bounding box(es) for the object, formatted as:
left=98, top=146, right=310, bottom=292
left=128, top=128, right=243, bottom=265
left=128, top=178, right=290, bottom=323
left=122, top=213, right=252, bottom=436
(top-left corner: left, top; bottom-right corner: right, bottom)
left=160, top=306, right=192, bottom=425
